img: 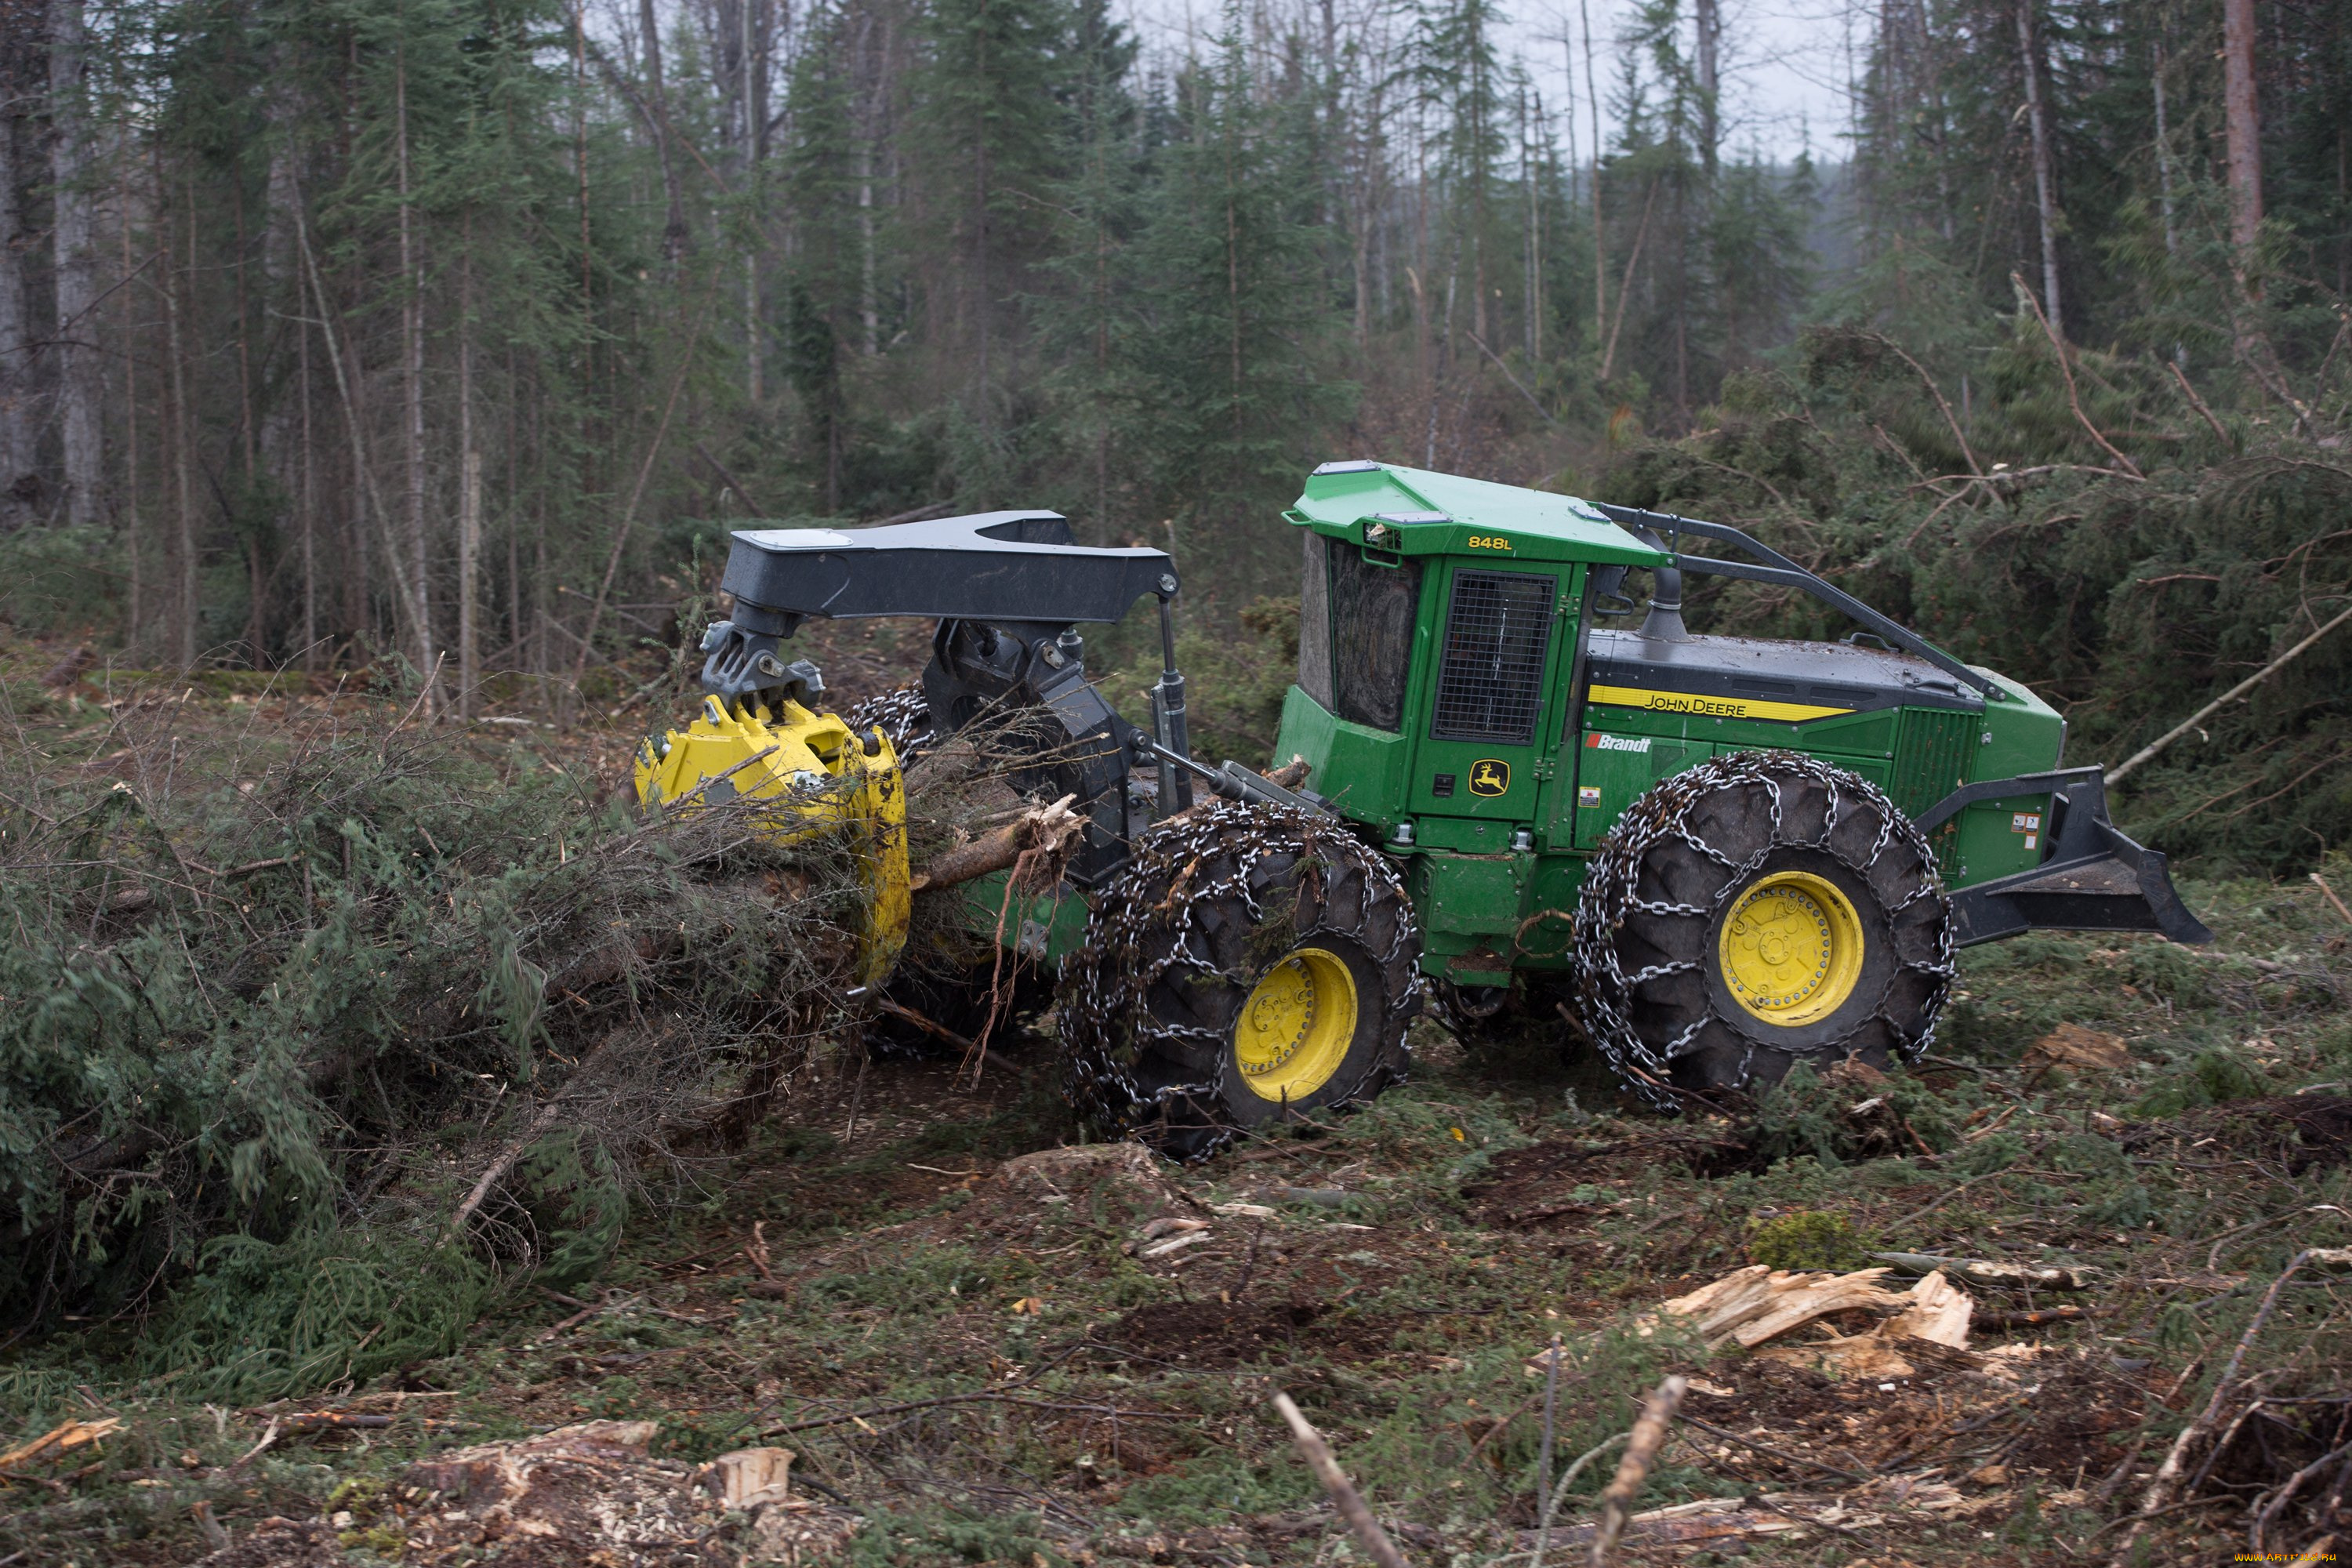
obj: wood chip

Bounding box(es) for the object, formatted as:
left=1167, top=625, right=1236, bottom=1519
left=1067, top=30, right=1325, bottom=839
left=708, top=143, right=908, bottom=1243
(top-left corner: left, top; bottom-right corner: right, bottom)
left=2024, top=1022, right=2129, bottom=1074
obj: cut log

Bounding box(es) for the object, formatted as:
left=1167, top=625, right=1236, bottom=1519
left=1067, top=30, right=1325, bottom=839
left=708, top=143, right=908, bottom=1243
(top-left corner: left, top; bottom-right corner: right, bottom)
left=705, top=1446, right=794, bottom=1509
left=910, top=793, right=1080, bottom=893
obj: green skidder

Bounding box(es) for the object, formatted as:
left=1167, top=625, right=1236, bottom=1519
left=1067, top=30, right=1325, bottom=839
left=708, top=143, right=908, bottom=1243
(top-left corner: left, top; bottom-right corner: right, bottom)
left=642, top=463, right=2210, bottom=1156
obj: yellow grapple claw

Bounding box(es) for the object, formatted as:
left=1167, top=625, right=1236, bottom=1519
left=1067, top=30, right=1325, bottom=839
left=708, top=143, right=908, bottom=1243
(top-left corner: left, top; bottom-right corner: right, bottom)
left=634, top=694, right=909, bottom=985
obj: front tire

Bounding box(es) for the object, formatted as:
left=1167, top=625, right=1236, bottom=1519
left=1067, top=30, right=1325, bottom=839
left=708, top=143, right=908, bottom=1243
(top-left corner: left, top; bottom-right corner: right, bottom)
left=1573, top=751, right=1955, bottom=1106
left=1058, top=801, right=1421, bottom=1159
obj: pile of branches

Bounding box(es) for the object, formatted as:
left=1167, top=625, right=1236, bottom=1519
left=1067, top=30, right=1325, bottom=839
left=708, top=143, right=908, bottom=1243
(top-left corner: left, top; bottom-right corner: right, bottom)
left=0, top=688, right=866, bottom=1397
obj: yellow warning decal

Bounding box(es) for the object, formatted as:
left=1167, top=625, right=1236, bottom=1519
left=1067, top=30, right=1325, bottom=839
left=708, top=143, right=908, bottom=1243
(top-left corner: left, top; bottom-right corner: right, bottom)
left=1586, top=683, right=1855, bottom=724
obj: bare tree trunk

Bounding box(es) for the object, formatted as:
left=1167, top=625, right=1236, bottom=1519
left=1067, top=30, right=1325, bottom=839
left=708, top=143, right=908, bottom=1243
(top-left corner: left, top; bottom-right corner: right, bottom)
left=396, top=48, right=437, bottom=709
left=1412, top=128, right=1430, bottom=434
left=51, top=0, right=101, bottom=529
left=2015, top=0, right=2063, bottom=338
left=1580, top=0, right=1604, bottom=352
left=744, top=0, right=768, bottom=394
left=0, top=70, right=36, bottom=529
left=1693, top=0, right=1720, bottom=175
left=1469, top=8, right=1487, bottom=346
left=574, top=0, right=592, bottom=372
left=2151, top=34, right=2178, bottom=260
left=506, top=343, right=520, bottom=668
left=299, top=291, right=316, bottom=670
left=459, top=238, right=478, bottom=717
left=2220, top=0, right=2262, bottom=296
left=639, top=0, right=690, bottom=267
left=260, top=90, right=310, bottom=663
left=855, top=16, right=878, bottom=359
left=231, top=143, right=265, bottom=662
left=296, top=194, right=428, bottom=666
left=123, top=177, right=141, bottom=652
left=972, top=70, right=991, bottom=426
left=165, top=169, right=198, bottom=668
left=1523, top=90, right=1537, bottom=360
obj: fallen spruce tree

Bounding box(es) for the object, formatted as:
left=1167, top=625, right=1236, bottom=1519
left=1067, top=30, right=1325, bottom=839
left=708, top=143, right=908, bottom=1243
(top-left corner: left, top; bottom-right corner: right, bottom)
left=0, top=689, right=875, bottom=1402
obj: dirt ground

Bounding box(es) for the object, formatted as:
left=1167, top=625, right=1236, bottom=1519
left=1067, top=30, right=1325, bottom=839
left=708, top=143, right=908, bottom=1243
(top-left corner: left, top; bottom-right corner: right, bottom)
left=3, top=640, right=2350, bottom=1567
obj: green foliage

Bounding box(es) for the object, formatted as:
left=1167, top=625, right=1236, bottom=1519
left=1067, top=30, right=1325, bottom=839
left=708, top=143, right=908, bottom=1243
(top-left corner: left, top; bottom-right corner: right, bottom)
left=843, top=1508, right=1068, bottom=1567
left=132, top=1227, right=492, bottom=1404
left=1747, top=1209, right=1875, bottom=1271
left=0, top=705, right=864, bottom=1358
left=1750, top=1062, right=1970, bottom=1167
left=1108, top=11, right=1352, bottom=571
left=2132, top=1045, right=2266, bottom=1116
left=1107, top=594, right=1301, bottom=767
left=0, top=526, right=117, bottom=634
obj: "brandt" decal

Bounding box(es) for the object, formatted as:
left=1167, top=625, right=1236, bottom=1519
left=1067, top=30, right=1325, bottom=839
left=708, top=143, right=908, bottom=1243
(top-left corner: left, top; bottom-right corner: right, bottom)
left=1584, top=733, right=1653, bottom=753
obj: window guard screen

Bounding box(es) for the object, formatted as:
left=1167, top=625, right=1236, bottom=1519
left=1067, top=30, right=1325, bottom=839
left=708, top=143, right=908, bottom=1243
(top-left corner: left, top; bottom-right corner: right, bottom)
left=1431, top=569, right=1555, bottom=743
left=1328, top=546, right=1424, bottom=732
left=1297, top=532, right=1335, bottom=710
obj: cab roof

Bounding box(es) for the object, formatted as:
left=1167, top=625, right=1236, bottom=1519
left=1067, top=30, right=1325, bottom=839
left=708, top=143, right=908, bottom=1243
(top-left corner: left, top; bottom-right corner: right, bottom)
left=1288, top=461, right=1674, bottom=568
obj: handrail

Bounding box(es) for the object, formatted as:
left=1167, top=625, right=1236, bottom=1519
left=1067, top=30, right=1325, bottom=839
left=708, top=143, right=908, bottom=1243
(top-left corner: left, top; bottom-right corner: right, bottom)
left=1588, top=503, right=2003, bottom=700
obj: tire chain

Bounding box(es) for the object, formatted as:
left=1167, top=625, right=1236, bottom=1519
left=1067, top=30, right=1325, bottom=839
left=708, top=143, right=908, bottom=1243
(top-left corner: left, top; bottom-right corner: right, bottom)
left=1572, top=749, right=1957, bottom=1109
left=1058, top=799, right=1422, bottom=1161
left=842, top=682, right=933, bottom=756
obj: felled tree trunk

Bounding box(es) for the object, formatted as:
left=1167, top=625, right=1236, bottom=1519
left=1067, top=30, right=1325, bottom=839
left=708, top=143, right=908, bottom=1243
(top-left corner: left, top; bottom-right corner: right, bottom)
left=911, top=794, right=1081, bottom=893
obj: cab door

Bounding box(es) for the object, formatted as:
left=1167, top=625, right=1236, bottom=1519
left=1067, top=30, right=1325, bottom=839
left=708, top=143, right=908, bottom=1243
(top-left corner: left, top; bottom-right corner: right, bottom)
left=1405, top=562, right=1581, bottom=851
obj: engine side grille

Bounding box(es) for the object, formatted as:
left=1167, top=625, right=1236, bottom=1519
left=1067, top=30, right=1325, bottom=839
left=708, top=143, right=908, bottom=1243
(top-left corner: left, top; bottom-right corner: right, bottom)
left=1431, top=569, right=1555, bottom=743
left=1892, top=706, right=1976, bottom=877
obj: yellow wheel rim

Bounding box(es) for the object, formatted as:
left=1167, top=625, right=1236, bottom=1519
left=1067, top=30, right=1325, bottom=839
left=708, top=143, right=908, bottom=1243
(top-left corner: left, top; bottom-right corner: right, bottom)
left=1233, top=947, right=1359, bottom=1103
left=1718, top=871, right=1867, bottom=1028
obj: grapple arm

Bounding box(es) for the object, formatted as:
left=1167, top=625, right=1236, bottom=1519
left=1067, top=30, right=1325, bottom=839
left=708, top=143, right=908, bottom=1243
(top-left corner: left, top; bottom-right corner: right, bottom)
left=698, top=510, right=1187, bottom=889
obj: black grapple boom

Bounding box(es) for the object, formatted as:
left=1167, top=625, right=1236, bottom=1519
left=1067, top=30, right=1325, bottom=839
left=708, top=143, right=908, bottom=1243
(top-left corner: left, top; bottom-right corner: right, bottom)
left=700, top=510, right=1188, bottom=885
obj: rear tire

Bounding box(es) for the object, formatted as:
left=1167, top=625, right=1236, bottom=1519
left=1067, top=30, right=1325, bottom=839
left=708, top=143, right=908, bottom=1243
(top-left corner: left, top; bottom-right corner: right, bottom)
left=1059, top=801, right=1421, bottom=1160
left=1573, top=751, right=1955, bottom=1107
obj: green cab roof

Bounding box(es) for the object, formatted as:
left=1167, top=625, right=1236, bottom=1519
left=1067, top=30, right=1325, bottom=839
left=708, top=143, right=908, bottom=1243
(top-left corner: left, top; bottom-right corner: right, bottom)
left=1288, top=461, right=1673, bottom=568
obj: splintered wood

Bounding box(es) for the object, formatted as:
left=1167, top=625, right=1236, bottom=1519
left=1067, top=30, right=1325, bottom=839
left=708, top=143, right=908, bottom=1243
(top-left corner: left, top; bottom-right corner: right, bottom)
left=1660, top=1265, right=1921, bottom=1349
left=0, top=1416, right=124, bottom=1473
left=1658, top=1264, right=1980, bottom=1379
left=909, top=792, right=1083, bottom=892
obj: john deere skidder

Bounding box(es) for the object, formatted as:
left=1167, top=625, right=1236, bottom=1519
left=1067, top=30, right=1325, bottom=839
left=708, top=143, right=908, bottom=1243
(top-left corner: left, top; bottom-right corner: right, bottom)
left=638, top=463, right=2209, bottom=1156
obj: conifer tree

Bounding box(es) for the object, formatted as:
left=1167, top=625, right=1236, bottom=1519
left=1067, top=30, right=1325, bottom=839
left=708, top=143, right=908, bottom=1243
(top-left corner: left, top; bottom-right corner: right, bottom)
left=1406, top=0, right=1510, bottom=345
left=912, top=0, right=1074, bottom=423
left=1119, top=5, right=1348, bottom=567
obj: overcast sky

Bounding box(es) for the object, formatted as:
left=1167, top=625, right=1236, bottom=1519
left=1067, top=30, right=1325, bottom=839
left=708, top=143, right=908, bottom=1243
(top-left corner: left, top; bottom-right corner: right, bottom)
left=1123, top=0, right=1857, bottom=165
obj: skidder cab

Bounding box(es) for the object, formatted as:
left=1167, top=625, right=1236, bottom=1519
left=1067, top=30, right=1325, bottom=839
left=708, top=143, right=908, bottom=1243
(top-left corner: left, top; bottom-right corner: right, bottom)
left=1275, top=461, right=2205, bottom=1104
left=640, top=463, right=2208, bottom=1154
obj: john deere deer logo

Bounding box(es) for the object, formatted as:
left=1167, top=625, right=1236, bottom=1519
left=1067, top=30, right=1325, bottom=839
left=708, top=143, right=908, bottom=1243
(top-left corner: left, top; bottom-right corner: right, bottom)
left=1468, top=759, right=1510, bottom=797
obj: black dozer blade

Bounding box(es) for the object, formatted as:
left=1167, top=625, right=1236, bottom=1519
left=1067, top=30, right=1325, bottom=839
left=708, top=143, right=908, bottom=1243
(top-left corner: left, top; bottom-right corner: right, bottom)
left=1916, top=768, right=2212, bottom=947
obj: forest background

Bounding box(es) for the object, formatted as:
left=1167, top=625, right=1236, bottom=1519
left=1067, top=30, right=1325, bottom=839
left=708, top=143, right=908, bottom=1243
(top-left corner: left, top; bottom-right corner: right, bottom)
left=0, top=0, right=2346, bottom=870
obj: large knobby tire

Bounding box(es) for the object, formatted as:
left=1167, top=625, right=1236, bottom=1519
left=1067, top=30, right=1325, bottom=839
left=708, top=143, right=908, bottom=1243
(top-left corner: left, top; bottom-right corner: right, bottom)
left=1059, top=800, right=1421, bottom=1160
left=1573, top=750, right=1955, bottom=1107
